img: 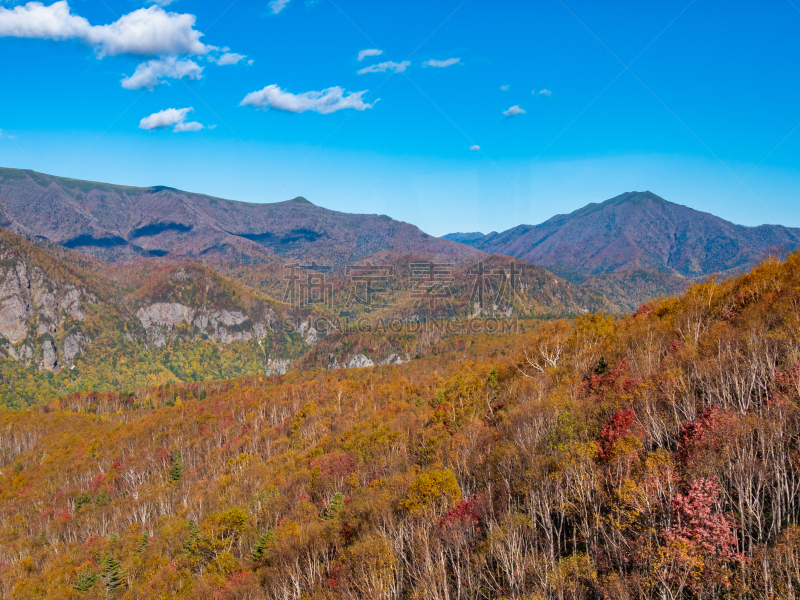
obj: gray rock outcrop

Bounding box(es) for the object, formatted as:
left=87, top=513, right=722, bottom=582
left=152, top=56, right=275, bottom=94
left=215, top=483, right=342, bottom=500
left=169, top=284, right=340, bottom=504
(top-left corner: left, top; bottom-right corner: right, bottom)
left=266, top=358, right=291, bottom=375
left=326, top=353, right=339, bottom=369
left=346, top=354, right=374, bottom=369
left=135, top=302, right=273, bottom=348
left=40, top=340, right=57, bottom=371
left=380, top=353, right=407, bottom=365
left=0, top=251, right=93, bottom=370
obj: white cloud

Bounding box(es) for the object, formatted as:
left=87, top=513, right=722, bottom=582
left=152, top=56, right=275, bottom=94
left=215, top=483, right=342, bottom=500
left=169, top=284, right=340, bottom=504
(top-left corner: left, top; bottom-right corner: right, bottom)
left=357, top=48, right=382, bottom=62
left=139, top=107, right=190, bottom=129
left=239, top=84, right=376, bottom=114
left=357, top=60, right=409, bottom=75
left=500, top=84, right=509, bottom=91
left=208, top=124, right=217, bottom=130
left=173, top=120, right=203, bottom=132
left=247, top=59, right=254, bottom=65
left=0, top=1, right=212, bottom=57
left=121, top=56, right=202, bottom=90
left=269, top=0, right=290, bottom=14
left=538, top=89, right=552, bottom=96
left=503, top=105, right=526, bottom=117
left=139, top=107, right=203, bottom=131
left=422, top=57, right=459, bottom=68
left=210, top=51, right=246, bottom=66
left=469, top=145, right=480, bottom=151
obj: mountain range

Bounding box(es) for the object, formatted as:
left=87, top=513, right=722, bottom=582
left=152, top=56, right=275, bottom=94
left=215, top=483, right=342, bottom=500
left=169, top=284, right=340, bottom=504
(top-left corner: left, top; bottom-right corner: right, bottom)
left=445, top=191, right=800, bottom=279
left=0, top=168, right=479, bottom=265
left=4, top=169, right=793, bottom=283
left=0, top=169, right=611, bottom=407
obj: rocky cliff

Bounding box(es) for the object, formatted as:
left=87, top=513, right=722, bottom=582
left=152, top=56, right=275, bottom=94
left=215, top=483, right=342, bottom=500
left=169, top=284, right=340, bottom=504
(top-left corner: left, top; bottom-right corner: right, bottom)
left=0, top=230, right=96, bottom=370
left=0, top=230, right=308, bottom=389
left=124, top=263, right=280, bottom=349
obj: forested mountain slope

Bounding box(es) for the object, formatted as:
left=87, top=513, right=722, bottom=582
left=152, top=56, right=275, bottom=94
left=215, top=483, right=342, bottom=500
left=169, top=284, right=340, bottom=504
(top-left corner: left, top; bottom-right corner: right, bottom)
left=2, top=253, right=800, bottom=598
left=0, top=226, right=616, bottom=407
left=0, top=168, right=481, bottom=265
left=208, top=251, right=615, bottom=322
left=1, top=169, right=709, bottom=314
left=447, top=191, right=800, bottom=278
left=0, top=228, right=309, bottom=408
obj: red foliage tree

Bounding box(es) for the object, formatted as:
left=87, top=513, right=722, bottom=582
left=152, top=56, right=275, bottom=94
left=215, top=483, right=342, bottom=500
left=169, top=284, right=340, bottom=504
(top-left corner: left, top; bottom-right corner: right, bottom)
left=583, top=359, right=640, bottom=404
left=597, top=408, right=639, bottom=462
left=676, top=405, right=723, bottom=464
left=666, top=477, right=740, bottom=562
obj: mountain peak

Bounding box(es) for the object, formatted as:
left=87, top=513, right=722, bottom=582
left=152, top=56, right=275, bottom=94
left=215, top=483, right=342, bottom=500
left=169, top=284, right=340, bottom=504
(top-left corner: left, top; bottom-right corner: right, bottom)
left=617, top=190, right=668, bottom=203
left=458, top=191, right=800, bottom=278
left=597, top=191, right=671, bottom=209
left=289, top=196, right=313, bottom=205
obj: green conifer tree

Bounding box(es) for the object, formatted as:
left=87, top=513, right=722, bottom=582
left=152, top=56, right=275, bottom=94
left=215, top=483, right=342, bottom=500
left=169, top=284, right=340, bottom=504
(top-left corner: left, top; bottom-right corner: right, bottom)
left=73, top=570, right=99, bottom=591
left=184, top=519, right=200, bottom=554
left=322, top=492, right=345, bottom=521
left=250, top=530, right=275, bottom=562
left=168, top=448, right=185, bottom=483
left=594, top=355, right=609, bottom=376
left=101, top=553, right=124, bottom=595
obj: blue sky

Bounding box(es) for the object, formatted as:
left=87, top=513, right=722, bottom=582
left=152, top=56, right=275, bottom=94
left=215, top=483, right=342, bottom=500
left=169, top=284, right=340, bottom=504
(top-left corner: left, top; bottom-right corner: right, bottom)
left=1, top=0, right=800, bottom=236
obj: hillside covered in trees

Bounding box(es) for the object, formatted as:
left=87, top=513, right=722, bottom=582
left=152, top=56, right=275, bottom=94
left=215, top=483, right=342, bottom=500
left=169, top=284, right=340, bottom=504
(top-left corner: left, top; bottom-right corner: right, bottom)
left=0, top=225, right=616, bottom=409
left=0, top=228, right=311, bottom=409
left=2, top=254, right=800, bottom=598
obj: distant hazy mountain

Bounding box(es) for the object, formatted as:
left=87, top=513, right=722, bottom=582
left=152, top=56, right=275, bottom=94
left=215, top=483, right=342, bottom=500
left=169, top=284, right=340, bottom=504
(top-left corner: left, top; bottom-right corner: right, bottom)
left=443, top=231, right=495, bottom=244
left=448, top=191, right=800, bottom=278
left=0, top=168, right=482, bottom=265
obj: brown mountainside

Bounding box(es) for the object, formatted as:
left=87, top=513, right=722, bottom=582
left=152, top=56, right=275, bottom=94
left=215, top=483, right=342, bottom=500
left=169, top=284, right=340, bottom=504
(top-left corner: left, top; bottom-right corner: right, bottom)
left=447, top=191, right=800, bottom=278
left=4, top=253, right=800, bottom=597
left=0, top=168, right=482, bottom=265
left=0, top=226, right=616, bottom=406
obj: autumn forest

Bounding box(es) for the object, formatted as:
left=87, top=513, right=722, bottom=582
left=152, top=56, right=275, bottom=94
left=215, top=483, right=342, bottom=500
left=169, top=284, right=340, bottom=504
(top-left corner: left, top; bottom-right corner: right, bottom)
left=2, top=251, right=800, bottom=599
